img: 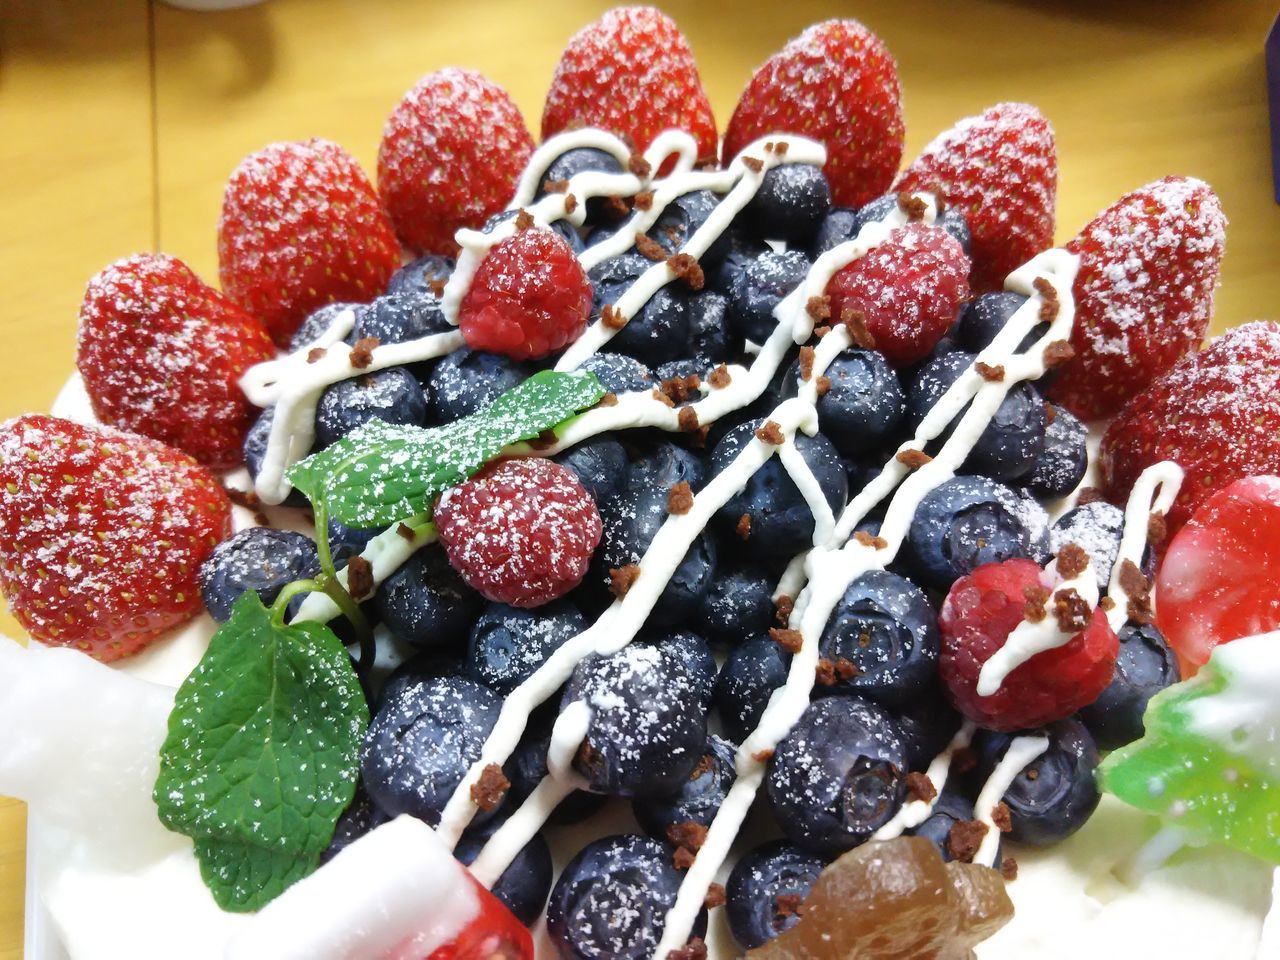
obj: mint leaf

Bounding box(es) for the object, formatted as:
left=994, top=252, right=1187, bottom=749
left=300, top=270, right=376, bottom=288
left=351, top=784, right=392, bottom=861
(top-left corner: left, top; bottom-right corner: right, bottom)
left=287, top=369, right=604, bottom=527
left=154, top=591, right=368, bottom=912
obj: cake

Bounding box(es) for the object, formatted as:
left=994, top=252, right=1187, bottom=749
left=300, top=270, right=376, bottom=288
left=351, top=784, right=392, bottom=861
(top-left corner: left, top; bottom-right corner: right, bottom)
left=1, top=8, right=1278, bottom=959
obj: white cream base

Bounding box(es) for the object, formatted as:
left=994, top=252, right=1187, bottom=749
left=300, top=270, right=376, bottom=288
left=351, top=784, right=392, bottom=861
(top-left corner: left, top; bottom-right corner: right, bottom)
left=20, top=376, right=1276, bottom=960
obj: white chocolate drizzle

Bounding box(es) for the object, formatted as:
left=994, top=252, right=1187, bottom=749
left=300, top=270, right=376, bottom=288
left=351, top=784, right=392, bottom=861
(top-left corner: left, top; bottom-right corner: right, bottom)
left=973, top=735, right=1051, bottom=868
left=1105, top=460, right=1183, bottom=632
left=872, top=720, right=978, bottom=840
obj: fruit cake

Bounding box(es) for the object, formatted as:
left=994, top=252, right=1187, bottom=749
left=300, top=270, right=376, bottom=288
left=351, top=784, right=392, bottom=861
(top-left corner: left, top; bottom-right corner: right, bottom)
left=1, top=7, right=1278, bottom=960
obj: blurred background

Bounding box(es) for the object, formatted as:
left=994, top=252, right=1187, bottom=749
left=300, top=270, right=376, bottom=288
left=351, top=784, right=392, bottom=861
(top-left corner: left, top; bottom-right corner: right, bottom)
left=0, top=0, right=1277, bottom=954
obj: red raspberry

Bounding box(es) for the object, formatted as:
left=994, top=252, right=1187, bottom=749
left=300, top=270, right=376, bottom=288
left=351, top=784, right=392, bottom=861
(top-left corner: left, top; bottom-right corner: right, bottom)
left=458, top=227, right=592, bottom=360
left=76, top=253, right=275, bottom=469
left=824, top=223, right=970, bottom=367
left=1157, top=476, right=1280, bottom=674
left=218, top=138, right=400, bottom=346
left=895, top=102, right=1057, bottom=294
left=379, top=68, right=534, bottom=257
left=1100, top=322, right=1280, bottom=534
left=724, top=20, right=903, bottom=207
left=939, top=558, right=1119, bottom=731
left=0, top=415, right=231, bottom=661
left=542, top=7, right=717, bottom=166
left=1048, top=176, right=1226, bottom=420
left=435, top=458, right=602, bottom=608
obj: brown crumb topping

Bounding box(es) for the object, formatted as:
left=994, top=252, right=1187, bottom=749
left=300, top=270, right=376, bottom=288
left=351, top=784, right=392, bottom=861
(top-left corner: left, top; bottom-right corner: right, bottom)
left=736, top=512, right=752, bottom=540
left=770, top=627, right=804, bottom=654
left=673, top=846, right=696, bottom=871
left=609, top=564, right=641, bottom=599
left=633, top=190, right=655, bottom=211
left=842, top=307, right=877, bottom=349
left=992, top=801, right=1013, bottom=833
left=1052, top=587, right=1092, bottom=633
left=1076, top=486, right=1107, bottom=506
left=897, top=192, right=929, bottom=221
left=742, top=156, right=764, bottom=173
left=896, top=449, right=933, bottom=469
left=752, top=748, right=775, bottom=764
left=813, top=324, right=832, bottom=338
left=306, top=346, right=326, bottom=364
left=563, top=193, right=578, bottom=216
left=835, top=657, right=859, bottom=681
left=346, top=555, right=374, bottom=601
left=601, top=304, right=627, bottom=330
left=635, top=232, right=667, bottom=261
left=470, top=763, right=510, bottom=812
left=815, top=375, right=832, bottom=397
left=395, top=522, right=415, bottom=541
left=666, top=937, right=707, bottom=960
left=677, top=406, right=701, bottom=433
left=628, top=153, right=652, bottom=178
left=815, top=658, right=837, bottom=686
left=1023, top=583, right=1051, bottom=623
left=806, top=295, right=832, bottom=321
left=667, top=481, right=694, bottom=516
left=527, top=427, right=559, bottom=451
left=905, top=771, right=938, bottom=803
left=775, top=893, right=803, bottom=918
left=1043, top=339, right=1076, bottom=369
left=853, top=530, right=889, bottom=550
left=427, top=277, right=447, bottom=297
left=708, top=364, right=732, bottom=389
left=598, top=392, right=619, bottom=407
left=603, top=194, right=631, bottom=220
left=1033, top=277, right=1060, bottom=322
left=1099, top=595, right=1117, bottom=612
left=652, top=388, right=675, bottom=408
left=1043, top=401, right=1057, bottom=425
left=947, top=820, right=989, bottom=863
left=542, top=178, right=569, bottom=194
left=774, top=594, right=794, bottom=625
left=704, top=884, right=727, bottom=910
left=1148, top=511, right=1168, bottom=545
left=1056, top=542, right=1090, bottom=581
left=668, top=821, right=709, bottom=852
left=514, top=209, right=535, bottom=231
left=1001, top=855, right=1019, bottom=881
left=975, top=361, right=1006, bottom=382
left=755, top=420, right=785, bottom=445
left=668, top=253, right=705, bottom=290
left=1119, top=559, right=1154, bottom=624
left=661, top=374, right=702, bottom=404
left=688, top=752, right=714, bottom=781
left=798, top=346, right=816, bottom=382
left=349, top=337, right=379, bottom=369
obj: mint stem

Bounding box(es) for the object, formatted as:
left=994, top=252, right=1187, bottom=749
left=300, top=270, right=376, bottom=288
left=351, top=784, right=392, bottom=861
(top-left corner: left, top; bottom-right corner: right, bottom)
left=312, top=501, right=337, bottom=582
left=271, top=579, right=322, bottom=628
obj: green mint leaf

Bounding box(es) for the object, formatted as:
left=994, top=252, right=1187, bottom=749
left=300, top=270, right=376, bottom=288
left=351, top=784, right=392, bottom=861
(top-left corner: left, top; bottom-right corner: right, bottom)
left=287, top=369, right=604, bottom=527
left=153, top=591, right=368, bottom=912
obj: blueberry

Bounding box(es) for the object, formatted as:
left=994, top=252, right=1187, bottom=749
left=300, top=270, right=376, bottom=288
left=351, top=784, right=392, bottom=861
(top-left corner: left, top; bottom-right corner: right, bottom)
left=725, top=840, right=826, bottom=950
left=907, top=351, right=1047, bottom=482
left=593, top=442, right=717, bottom=625
left=546, top=835, right=707, bottom=959
left=326, top=516, right=381, bottom=565
left=315, top=366, right=428, bottom=448
left=454, top=814, right=553, bottom=926
left=905, top=476, right=1050, bottom=590
left=555, top=436, right=630, bottom=504
left=374, top=545, right=482, bottom=653
left=538, top=147, right=625, bottom=225
left=906, top=789, right=980, bottom=861
left=633, top=734, right=735, bottom=842
left=957, top=292, right=1039, bottom=353
left=743, top=164, right=831, bottom=245
left=354, top=292, right=453, bottom=345
left=711, top=420, right=848, bottom=559
left=808, top=206, right=861, bottom=258
left=727, top=250, right=811, bottom=345
left=655, top=357, right=709, bottom=384
left=563, top=643, right=708, bottom=797
left=385, top=254, right=454, bottom=300
left=361, top=673, right=503, bottom=826
left=466, top=600, right=586, bottom=695
left=686, top=290, right=738, bottom=364
left=971, top=718, right=1101, bottom=846
left=1050, top=500, right=1154, bottom=593
left=590, top=253, right=690, bottom=367
left=714, top=637, right=790, bottom=744
left=199, top=528, right=320, bottom=622
left=766, top=694, right=908, bottom=855
left=483, top=209, right=584, bottom=254
left=243, top=408, right=309, bottom=507
left=641, top=629, right=715, bottom=708
left=816, top=570, right=939, bottom=706
left=376, top=652, right=468, bottom=711
left=427, top=349, right=530, bottom=422
left=574, top=352, right=657, bottom=394
left=895, top=691, right=963, bottom=772
left=505, top=720, right=608, bottom=825
left=645, top=189, right=731, bottom=269
left=1077, top=622, right=1178, bottom=750
left=855, top=193, right=972, bottom=256
left=710, top=230, right=773, bottom=297
left=290, top=302, right=358, bottom=351
left=785, top=348, right=905, bottom=458
left=1025, top=405, right=1088, bottom=498
left=696, top=564, right=776, bottom=646
left=321, top=787, right=388, bottom=864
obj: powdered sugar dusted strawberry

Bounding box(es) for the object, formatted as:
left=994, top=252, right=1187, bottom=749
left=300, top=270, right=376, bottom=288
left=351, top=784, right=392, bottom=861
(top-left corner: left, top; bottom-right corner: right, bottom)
left=76, top=253, right=275, bottom=470
left=0, top=415, right=231, bottom=661
left=724, top=20, right=903, bottom=207
left=435, top=458, right=601, bottom=608
left=541, top=7, right=717, bottom=165
left=824, top=222, right=970, bottom=366
left=895, top=102, right=1057, bottom=294
left=1049, top=176, right=1227, bottom=420
left=379, top=68, right=534, bottom=257
left=218, top=138, right=400, bottom=346
left=939, top=557, right=1118, bottom=731
left=1100, top=321, right=1280, bottom=533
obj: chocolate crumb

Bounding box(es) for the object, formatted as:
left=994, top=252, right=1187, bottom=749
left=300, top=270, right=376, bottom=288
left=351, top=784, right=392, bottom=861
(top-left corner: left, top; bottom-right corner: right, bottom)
left=806, top=295, right=832, bottom=321
left=306, top=346, right=326, bottom=364
left=773, top=141, right=789, bottom=157
left=1043, top=401, right=1057, bottom=425
left=1056, top=542, right=1090, bottom=580
left=251, top=510, right=270, bottom=527
left=1001, top=856, right=1019, bottom=881
left=704, top=884, right=727, bottom=910
left=736, top=513, right=752, bottom=540
left=798, top=345, right=816, bottom=382
left=601, top=304, right=627, bottom=330
left=896, top=449, right=933, bottom=469
left=1119, top=559, right=1154, bottom=624
left=677, top=406, right=701, bottom=432
left=775, top=893, right=803, bottom=918
left=668, top=253, right=705, bottom=290
left=673, top=846, right=697, bottom=871
left=633, top=190, right=655, bottom=211
left=346, top=555, right=374, bottom=601
left=897, top=192, right=929, bottom=221
left=1052, top=587, right=1092, bottom=633
left=952, top=746, right=978, bottom=775
left=1076, top=486, right=1107, bottom=506
left=609, top=564, right=641, bottom=599
left=1033, top=277, right=1060, bottom=322
left=1043, top=339, right=1076, bottom=368
left=1099, top=595, right=1117, bottom=612
left=813, top=324, right=832, bottom=338
left=542, top=178, right=569, bottom=194
left=1022, top=583, right=1051, bottom=623
left=853, top=530, right=889, bottom=550
left=815, top=375, right=832, bottom=397
left=708, top=364, right=732, bottom=389
left=528, top=427, right=559, bottom=451
left=652, top=388, right=675, bottom=408
left=841, top=308, right=877, bottom=348
left=469, top=763, right=510, bottom=812
left=992, top=801, right=1013, bottom=833
left=688, top=752, right=714, bottom=781
left=770, top=627, right=804, bottom=654
left=742, top=156, right=764, bottom=173
left=598, top=392, right=619, bottom=407
left=563, top=193, right=579, bottom=215
left=661, top=374, right=702, bottom=404
left=752, top=748, right=774, bottom=764
left=815, top=658, right=837, bottom=686
left=667, top=481, right=695, bottom=516
left=975, top=361, right=1006, bottom=382
left=603, top=194, right=631, bottom=220
left=224, top=487, right=261, bottom=510
left=667, top=822, right=709, bottom=852
left=395, top=522, right=415, bottom=541
left=774, top=594, right=795, bottom=626
left=755, top=420, right=785, bottom=445
left=835, top=657, right=859, bottom=681
left=514, top=209, right=535, bottom=231
left=947, top=820, right=989, bottom=863
left=635, top=232, right=667, bottom=262
left=905, top=771, right=938, bottom=803
left=666, top=937, right=707, bottom=960
left=349, top=337, right=379, bottom=369
left=1148, top=511, right=1168, bottom=545
left=628, top=153, right=652, bottom=178
left=428, top=277, right=447, bottom=298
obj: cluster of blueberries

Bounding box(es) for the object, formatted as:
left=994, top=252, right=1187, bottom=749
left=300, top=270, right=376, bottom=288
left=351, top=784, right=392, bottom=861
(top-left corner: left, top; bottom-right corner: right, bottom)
left=205, top=148, right=1181, bottom=957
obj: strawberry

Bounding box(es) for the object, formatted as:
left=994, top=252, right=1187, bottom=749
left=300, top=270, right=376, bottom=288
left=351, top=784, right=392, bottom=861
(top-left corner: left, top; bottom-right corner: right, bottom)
left=895, top=102, right=1057, bottom=294
left=723, top=20, right=903, bottom=208
left=218, top=138, right=400, bottom=347
left=76, top=253, right=275, bottom=470
left=1100, top=322, right=1280, bottom=534
left=1048, top=176, right=1227, bottom=420
left=541, top=7, right=717, bottom=165
left=0, top=415, right=231, bottom=661
left=379, top=68, right=534, bottom=257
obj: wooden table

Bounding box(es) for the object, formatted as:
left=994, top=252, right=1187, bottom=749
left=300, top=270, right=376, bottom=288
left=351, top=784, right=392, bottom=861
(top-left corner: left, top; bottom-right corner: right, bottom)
left=1, top=0, right=1276, bottom=955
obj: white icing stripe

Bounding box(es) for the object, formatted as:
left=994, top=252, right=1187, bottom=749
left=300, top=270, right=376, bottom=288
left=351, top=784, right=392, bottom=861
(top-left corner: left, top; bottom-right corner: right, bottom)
left=777, top=440, right=836, bottom=547
left=1105, top=460, right=1184, bottom=632
left=973, top=735, right=1051, bottom=868
left=872, top=720, right=978, bottom=840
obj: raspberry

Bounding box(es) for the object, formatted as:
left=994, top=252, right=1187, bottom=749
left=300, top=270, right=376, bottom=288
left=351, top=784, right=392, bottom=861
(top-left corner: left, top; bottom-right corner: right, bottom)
left=435, top=458, right=602, bottom=608
left=1157, top=476, right=1280, bottom=673
left=1100, top=322, right=1280, bottom=533
left=939, top=558, right=1119, bottom=731
left=0, top=415, right=231, bottom=661
left=724, top=20, right=903, bottom=207
left=458, top=227, right=593, bottom=360
left=1048, top=176, right=1227, bottom=420
left=824, top=223, right=970, bottom=366
left=218, top=138, right=400, bottom=346
left=76, top=253, right=275, bottom=469
left=379, top=68, right=534, bottom=256
left=542, top=7, right=717, bottom=165
left=895, top=102, right=1057, bottom=294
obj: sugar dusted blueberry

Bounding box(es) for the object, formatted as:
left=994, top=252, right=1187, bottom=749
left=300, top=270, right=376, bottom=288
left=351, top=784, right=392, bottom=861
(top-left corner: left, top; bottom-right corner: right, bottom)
left=743, top=163, right=832, bottom=246
left=1077, top=622, right=1179, bottom=750
left=199, top=527, right=320, bottom=623
left=385, top=253, right=454, bottom=300
left=1026, top=404, right=1088, bottom=498
left=633, top=734, right=735, bottom=843
left=427, top=348, right=531, bottom=423
left=374, top=545, right=481, bottom=653
left=314, top=366, right=428, bottom=448
left=573, top=352, right=657, bottom=394
left=727, top=249, right=811, bottom=345
left=714, top=637, right=791, bottom=744
left=590, top=253, right=690, bottom=367
left=726, top=840, right=827, bottom=950
left=696, top=563, right=776, bottom=647
left=465, top=599, right=586, bottom=695
left=785, top=348, right=905, bottom=458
